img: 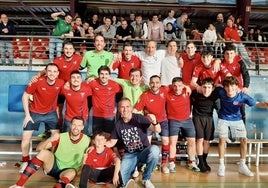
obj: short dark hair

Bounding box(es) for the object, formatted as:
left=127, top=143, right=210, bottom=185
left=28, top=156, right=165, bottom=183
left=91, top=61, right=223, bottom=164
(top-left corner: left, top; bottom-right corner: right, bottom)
left=71, top=116, right=85, bottom=125
left=172, top=77, right=183, bottom=83
left=222, top=76, right=239, bottom=87
left=98, top=65, right=111, bottom=75
left=70, top=70, right=81, bottom=77
left=92, top=129, right=106, bottom=140
left=94, top=34, right=105, bottom=42
left=201, top=50, right=213, bottom=56
left=224, top=44, right=236, bottom=53
left=150, top=75, right=161, bottom=81
left=166, top=39, right=177, bottom=47
left=129, top=68, right=142, bottom=76
left=123, top=43, right=133, bottom=49
left=45, top=63, right=58, bottom=70
left=201, top=77, right=214, bottom=86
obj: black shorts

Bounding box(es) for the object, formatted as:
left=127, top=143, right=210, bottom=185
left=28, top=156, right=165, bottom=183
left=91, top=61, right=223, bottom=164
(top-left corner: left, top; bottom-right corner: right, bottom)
left=193, top=116, right=215, bottom=141
left=57, top=94, right=65, bottom=105
left=47, top=156, right=75, bottom=179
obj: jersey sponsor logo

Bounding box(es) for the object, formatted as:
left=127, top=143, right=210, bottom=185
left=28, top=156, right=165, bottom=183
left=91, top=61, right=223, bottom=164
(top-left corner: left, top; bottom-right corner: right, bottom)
left=233, top=101, right=239, bottom=105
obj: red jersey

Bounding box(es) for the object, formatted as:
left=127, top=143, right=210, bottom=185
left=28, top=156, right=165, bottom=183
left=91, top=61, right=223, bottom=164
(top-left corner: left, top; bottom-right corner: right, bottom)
left=112, top=55, right=141, bottom=79
left=26, top=76, right=64, bottom=113
left=166, top=90, right=191, bottom=121
left=181, top=52, right=202, bottom=85
left=221, top=55, right=245, bottom=88
left=53, top=54, right=82, bottom=82
left=135, top=87, right=167, bottom=122
left=192, top=61, right=230, bottom=85
left=61, top=83, right=92, bottom=121
left=85, top=147, right=116, bottom=169
left=224, top=26, right=241, bottom=42
left=87, top=79, right=121, bottom=117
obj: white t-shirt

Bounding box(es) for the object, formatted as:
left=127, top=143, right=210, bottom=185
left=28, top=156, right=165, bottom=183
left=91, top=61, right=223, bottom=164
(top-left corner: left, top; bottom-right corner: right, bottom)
left=135, top=50, right=166, bottom=85
left=161, top=55, right=181, bottom=86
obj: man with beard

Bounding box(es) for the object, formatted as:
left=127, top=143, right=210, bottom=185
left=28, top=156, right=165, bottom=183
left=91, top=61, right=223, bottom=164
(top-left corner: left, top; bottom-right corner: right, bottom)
left=19, top=64, right=65, bottom=174
left=10, top=116, right=90, bottom=188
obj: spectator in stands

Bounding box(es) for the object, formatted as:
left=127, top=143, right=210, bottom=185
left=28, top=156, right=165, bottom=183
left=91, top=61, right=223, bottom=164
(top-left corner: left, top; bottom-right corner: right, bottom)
left=112, top=15, right=121, bottom=28
left=214, top=13, right=226, bottom=58
left=166, top=77, right=200, bottom=173
left=254, top=28, right=266, bottom=44
left=80, top=34, right=114, bottom=82
left=128, top=12, right=136, bottom=25
left=10, top=116, right=90, bottom=188
left=190, top=78, right=219, bottom=173
left=217, top=76, right=268, bottom=177
left=88, top=14, right=100, bottom=30
left=87, top=66, right=121, bottom=139
left=94, top=17, right=116, bottom=39
left=66, top=130, right=123, bottom=188
left=164, top=22, right=177, bottom=41
left=106, top=97, right=161, bottom=188
left=161, top=40, right=182, bottom=86
left=134, top=40, right=166, bottom=85
left=162, top=9, right=177, bottom=30
left=184, top=18, right=196, bottom=39
left=19, top=63, right=64, bottom=174
left=131, top=14, right=148, bottom=51
left=112, top=43, right=141, bottom=80
left=176, top=12, right=188, bottom=51
left=0, top=13, right=16, bottom=65
left=147, top=14, right=164, bottom=42
left=61, top=70, right=92, bottom=135
left=72, top=16, right=85, bottom=53
left=224, top=18, right=253, bottom=67
left=202, top=24, right=217, bottom=52
left=246, top=28, right=255, bottom=48
left=134, top=75, right=170, bottom=174
left=116, top=20, right=134, bottom=48
left=49, top=11, right=73, bottom=63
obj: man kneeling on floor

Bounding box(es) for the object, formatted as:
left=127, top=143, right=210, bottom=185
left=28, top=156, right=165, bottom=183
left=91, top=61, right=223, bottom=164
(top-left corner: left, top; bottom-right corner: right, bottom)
left=66, top=130, right=123, bottom=188
left=9, top=116, right=90, bottom=188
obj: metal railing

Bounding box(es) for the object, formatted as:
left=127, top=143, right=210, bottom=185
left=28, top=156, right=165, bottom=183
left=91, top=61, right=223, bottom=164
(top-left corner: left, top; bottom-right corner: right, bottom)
left=0, top=35, right=268, bottom=74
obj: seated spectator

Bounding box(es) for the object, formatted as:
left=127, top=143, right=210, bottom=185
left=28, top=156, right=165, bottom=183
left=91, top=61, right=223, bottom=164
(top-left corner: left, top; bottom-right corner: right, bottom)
left=164, top=22, right=177, bottom=41
left=116, top=20, right=134, bottom=49
left=224, top=18, right=253, bottom=66
left=202, top=24, right=217, bottom=52
left=112, top=15, right=121, bottom=28
left=94, top=17, right=116, bottom=39
left=148, top=14, right=164, bottom=42
left=131, top=14, right=148, bottom=51
left=88, top=14, right=100, bottom=30
left=72, top=16, right=85, bottom=53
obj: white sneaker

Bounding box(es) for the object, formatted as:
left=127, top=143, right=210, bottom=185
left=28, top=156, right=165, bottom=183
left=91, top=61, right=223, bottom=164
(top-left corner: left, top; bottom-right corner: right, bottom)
left=19, top=162, right=28, bottom=174
left=217, top=165, right=225, bottom=177
left=188, top=161, right=200, bottom=172
left=132, top=167, right=139, bottom=178
left=65, top=183, right=77, bottom=188
left=169, top=161, right=176, bottom=173
left=142, top=179, right=155, bottom=188
left=9, top=185, right=24, bottom=188
left=161, top=163, right=170, bottom=174
left=238, top=164, right=254, bottom=177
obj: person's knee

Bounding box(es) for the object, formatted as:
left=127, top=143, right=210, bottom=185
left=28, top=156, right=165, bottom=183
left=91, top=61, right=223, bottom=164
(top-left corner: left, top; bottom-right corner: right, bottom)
left=150, top=145, right=160, bottom=158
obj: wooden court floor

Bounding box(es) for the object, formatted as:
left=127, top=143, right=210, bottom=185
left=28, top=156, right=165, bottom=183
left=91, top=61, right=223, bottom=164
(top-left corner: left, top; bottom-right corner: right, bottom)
left=1, top=143, right=268, bottom=188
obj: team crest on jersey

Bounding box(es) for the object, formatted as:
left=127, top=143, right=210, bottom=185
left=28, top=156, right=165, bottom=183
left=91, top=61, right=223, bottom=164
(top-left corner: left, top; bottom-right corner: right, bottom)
left=56, top=87, right=60, bottom=90
left=80, top=92, right=85, bottom=97
left=233, top=101, right=239, bottom=105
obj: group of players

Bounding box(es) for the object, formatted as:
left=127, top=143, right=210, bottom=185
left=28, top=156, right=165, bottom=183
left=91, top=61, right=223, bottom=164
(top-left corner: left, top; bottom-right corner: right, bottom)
left=9, top=34, right=268, bottom=188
